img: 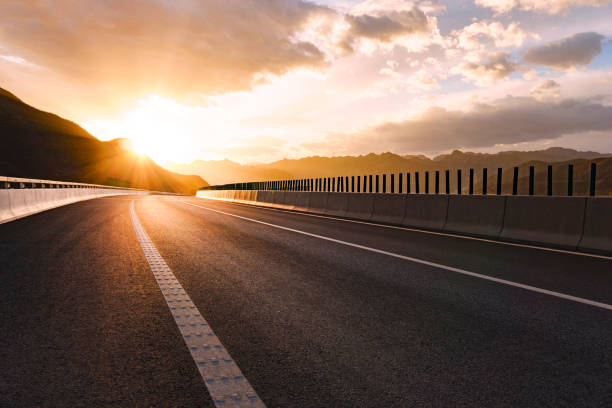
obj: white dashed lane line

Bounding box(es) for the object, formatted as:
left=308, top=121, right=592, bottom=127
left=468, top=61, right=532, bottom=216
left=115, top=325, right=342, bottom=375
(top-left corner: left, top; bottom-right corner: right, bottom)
left=130, top=200, right=266, bottom=407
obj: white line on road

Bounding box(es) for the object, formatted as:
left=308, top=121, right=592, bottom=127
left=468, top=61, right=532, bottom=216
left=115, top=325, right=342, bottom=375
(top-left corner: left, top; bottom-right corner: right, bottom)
left=130, top=200, right=266, bottom=407
left=193, top=197, right=612, bottom=261
left=182, top=200, right=612, bottom=312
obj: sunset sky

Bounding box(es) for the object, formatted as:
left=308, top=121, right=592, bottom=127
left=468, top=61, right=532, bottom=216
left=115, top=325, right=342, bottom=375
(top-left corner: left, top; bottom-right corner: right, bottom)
left=1, top=0, right=611, bottom=164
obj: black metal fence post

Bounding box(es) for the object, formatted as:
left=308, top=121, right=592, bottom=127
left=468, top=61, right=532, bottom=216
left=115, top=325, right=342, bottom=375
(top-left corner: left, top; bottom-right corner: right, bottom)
left=399, top=173, right=403, bottom=194
left=391, top=174, right=394, bottom=193
left=376, top=175, right=380, bottom=193
left=590, top=162, right=597, bottom=196
left=407, top=173, right=411, bottom=194
left=415, top=172, right=420, bottom=194
left=425, top=171, right=429, bottom=194
left=352, top=176, right=355, bottom=193
left=457, top=169, right=462, bottom=195
left=469, top=169, right=474, bottom=194
left=435, top=171, right=439, bottom=194
left=382, top=174, right=386, bottom=193
left=482, top=168, right=487, bottom=195
left=568, top=165, right=573, bottom=196
left=547, top=166, right=552, bottom=196
left=513, top=167, right=518, bottom=195
left=529, top=166, right=534, bottom=196
left=445, top=170, right=450, bottom=194
left=497, top=168, right=502, bottom=195
left=369, top=175, right=373, bottom=193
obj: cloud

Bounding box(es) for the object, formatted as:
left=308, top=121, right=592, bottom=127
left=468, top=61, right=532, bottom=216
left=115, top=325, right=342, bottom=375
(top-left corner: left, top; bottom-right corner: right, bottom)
left=453, top=21, right=534, bottom=50
left=524, top=32, right=605, bottom=70
left=304, top=96, right=612, bottom=154
left=475, top=0, right=612, bottom=14
left=452, top=52, right=518, bottom=86
left=345, top=8, right=429, bottom=42
left=530, top=79, right=561, bottom=100
left=0, top=0, right=332, bottom=103
left=379, top=97, right=612, bottom=149
left=0, top=0, right=446, bottom=107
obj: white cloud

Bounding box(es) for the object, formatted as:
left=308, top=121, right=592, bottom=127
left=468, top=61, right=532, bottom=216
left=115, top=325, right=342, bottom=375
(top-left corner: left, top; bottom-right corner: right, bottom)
left=453, top=21, right=535, bottom=50
left=452, top=52, right=518, bottom=86
left=475, top=0, right=612, bottom=14
left=530, top=79, right=561, bottom=100
left=305, top=96, right=612, bottom=154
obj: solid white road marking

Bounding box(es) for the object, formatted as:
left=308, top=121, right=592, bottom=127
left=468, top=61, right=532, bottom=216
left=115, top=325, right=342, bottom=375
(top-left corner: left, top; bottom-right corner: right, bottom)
left=191, top=197, right=612, bottom=261
left=181, top=200, right=612, bottom=312
left=130, top=200, right=266, bottom=407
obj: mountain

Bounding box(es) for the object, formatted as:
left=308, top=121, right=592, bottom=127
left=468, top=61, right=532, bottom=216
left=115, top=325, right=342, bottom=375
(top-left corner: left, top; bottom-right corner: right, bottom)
left=0, top=87, right=207, bottom=194
left=171, top=148, right=611, bottom=195
left=167, top=159, right=292, bottom=186
left=429, top=148, right=607, bottom=170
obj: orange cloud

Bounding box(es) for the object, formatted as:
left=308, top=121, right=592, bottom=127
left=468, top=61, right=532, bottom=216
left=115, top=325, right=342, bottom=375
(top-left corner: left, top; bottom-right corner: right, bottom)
left=0, top=0, right=330, bottom=104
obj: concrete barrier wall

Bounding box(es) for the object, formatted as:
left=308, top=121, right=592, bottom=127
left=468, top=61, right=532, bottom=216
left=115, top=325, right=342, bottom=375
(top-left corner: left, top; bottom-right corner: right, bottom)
left=0, top=179, right=13, bottom=220
left=324, top=193, right=350, bottom=217
left=273, top=191, right=296, bottom=210
left=196, top=190, right=612, bottom=253
left=371, top=194, right=406, bottom=225
left=255, top=190, right=275, bottom=205
left=247, top=190, right=258, bottom=204
left=444, top=195, right=506, bottom=238
left=578, top=197, right=612, bottom=254
left=402, top=195, right=449, bottom=231
left=294, top=192, right=310, bottom=212
left=307, top=192, right=328, bottom=214
left=500, top=196, right=586, bottom=248
left=346, top=193, right=375, bottom=221
left=1, top=177, right=147, bottom=224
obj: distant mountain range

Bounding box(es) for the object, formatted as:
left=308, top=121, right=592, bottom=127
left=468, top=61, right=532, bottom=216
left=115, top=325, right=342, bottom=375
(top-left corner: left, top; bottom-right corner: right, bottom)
left=4, top=83, right=608, bottom=196
left=169, top=148, right=612, bottom=195
left=0, top=87, right=207, bottom=194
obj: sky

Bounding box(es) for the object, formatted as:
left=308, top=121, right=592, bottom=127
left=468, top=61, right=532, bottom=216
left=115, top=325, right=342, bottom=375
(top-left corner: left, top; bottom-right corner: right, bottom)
left=1, top=0, right=611, bottom=164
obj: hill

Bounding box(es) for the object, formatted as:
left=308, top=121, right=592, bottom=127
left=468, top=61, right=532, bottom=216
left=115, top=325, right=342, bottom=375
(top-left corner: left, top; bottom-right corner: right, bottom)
left=0, top=87, right=207, bottom=194
left=171, top=148, right=611, bottom=195
left=167, top=159, right=291, bottom=186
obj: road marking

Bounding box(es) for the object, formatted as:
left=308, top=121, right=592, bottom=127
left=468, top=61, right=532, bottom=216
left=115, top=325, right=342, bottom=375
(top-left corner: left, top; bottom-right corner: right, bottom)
left=130, top=200, right=266, bottom=407
left=191, top=197, right=612, bottom=261
left=182, top=200, right=612, bottom=312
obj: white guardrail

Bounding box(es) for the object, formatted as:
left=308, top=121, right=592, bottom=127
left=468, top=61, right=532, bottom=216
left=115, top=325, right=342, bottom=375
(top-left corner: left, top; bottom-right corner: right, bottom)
left=0, top=176, right=148, bottom=224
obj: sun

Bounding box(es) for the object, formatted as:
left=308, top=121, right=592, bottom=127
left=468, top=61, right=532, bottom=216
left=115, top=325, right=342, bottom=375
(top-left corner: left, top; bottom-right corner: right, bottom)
left=85, top=94, right=223, bottom=164
left=117, top=95, right=198, bottom=164
left=129, top=134, right=169, bottom=162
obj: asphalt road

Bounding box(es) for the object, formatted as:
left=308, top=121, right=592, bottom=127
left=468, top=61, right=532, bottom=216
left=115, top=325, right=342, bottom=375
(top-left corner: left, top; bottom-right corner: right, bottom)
left=1, top=194, right=611, bottom=407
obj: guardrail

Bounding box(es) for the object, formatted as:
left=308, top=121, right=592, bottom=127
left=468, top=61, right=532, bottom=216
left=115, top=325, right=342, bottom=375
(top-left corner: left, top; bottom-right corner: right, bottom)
left=200, top=163, right=601, bottom=196
left=0, top=176, right=148, bottom=224
left=196, top=189, right=612, bottom=255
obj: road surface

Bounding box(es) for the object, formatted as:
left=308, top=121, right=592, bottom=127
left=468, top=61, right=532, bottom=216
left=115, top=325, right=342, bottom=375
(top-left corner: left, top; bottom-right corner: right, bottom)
left=1, top=194, right=611, bottom=407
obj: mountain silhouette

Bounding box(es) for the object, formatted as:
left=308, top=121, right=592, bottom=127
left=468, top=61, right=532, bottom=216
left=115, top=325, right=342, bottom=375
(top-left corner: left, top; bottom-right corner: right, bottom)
left=172, top=149, right=611, bottom=195
left=0, top=87, right=207, bottom=194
